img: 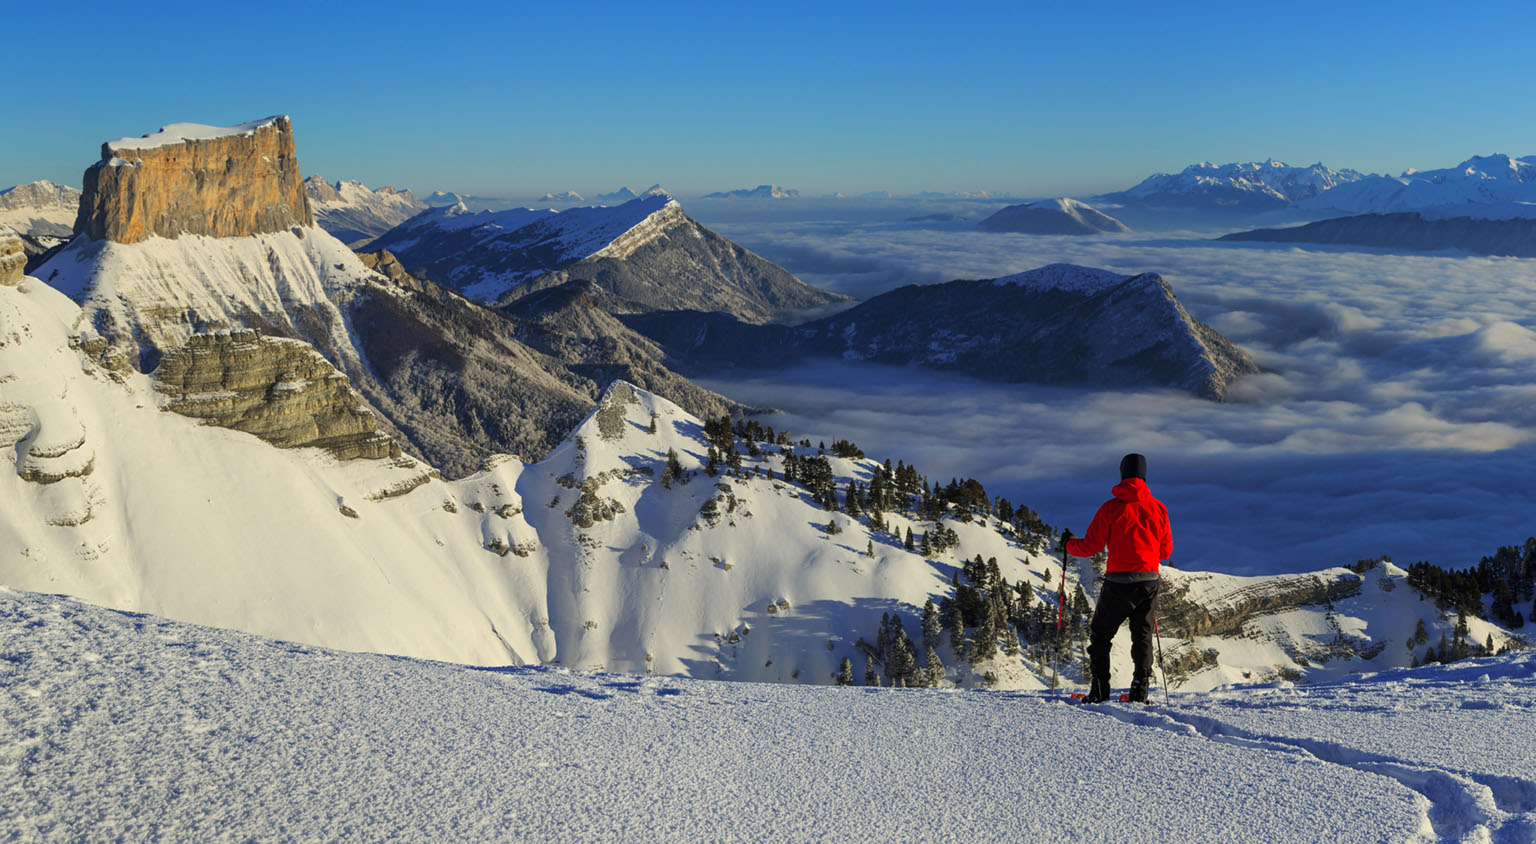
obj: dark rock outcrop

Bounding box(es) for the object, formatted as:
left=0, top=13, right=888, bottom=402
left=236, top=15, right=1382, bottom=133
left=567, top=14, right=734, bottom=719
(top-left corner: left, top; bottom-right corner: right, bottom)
left=1220, top=212, right=1536, bottom=258
left=626, top=264, right=1259, bottom=400
left=75, top=116, right=313, bottom=243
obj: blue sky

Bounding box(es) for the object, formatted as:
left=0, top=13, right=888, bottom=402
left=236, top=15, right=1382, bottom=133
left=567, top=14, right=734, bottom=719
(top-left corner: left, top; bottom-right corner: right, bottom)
left=9, top=0, right=1536, bottom=198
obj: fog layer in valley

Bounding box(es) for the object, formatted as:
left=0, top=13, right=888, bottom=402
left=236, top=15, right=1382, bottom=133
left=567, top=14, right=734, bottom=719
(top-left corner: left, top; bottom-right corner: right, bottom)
left=692, top=207, right=1536, bottom=574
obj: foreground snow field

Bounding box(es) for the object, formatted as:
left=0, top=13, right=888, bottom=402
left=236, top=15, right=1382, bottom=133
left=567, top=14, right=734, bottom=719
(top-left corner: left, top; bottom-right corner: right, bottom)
left=4, top=588, right=1533, bottom=843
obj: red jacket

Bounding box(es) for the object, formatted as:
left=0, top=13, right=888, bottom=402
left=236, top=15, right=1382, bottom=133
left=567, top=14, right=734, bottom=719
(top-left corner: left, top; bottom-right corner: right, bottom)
left=1065, top=478, right=1171, bottom=573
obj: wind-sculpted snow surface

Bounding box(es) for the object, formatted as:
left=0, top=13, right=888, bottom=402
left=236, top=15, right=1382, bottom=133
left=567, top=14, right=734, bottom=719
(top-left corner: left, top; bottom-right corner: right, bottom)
left=9, top=587, right=1533, bottom=843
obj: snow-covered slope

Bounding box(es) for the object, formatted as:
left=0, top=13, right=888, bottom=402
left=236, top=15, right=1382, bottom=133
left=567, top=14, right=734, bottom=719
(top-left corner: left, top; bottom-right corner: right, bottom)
left=978, top=197, right=1131, bottom=234
left=34, top=224, right=369, bottom=372
left=1101, top=159, right=1366, bottom=211
left=304, top=175, right=427, bottom=247
left=1297, top=154, right=1536, bottom=215
left=5, top=586, right=1533, bottom=842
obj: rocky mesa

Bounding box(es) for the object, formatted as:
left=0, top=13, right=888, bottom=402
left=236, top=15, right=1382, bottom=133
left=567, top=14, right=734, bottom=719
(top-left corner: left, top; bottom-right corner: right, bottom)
left=75, top=116, right=313, bottom=243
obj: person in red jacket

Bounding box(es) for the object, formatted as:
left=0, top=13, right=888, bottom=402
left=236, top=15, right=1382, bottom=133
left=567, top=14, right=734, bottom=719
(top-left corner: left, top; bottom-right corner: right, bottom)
left=1061, top=453, right=1171, bottom=703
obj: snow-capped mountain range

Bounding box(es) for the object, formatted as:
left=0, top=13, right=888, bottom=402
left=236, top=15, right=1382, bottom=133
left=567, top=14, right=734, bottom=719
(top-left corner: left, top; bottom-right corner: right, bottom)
left=1296, top=153, right=1536, bottom=216
left=1099, top=159, right=1367, bottom=211
left=304, top=175, right=427, bottom=247
left=703, top=184, right=800, bottom=199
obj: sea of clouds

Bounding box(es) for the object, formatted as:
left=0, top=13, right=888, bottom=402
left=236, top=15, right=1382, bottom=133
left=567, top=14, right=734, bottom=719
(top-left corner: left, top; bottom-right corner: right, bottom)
left=691, top=207, right=1536, bottom=575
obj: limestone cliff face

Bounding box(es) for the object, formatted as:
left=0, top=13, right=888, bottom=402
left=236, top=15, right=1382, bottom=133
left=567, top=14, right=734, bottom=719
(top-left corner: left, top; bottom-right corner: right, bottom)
left=0, top=227, right=23, bottom=286
left=75, top=116, right=313, bottom=243
left=153, top=330, right=397, bottom=460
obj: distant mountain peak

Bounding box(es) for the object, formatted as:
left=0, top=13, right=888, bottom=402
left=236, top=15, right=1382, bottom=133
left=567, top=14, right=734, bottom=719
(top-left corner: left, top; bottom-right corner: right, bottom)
left=702, top=185, right=799, bottom=200
left=979, top=198, right=1131, bottom=235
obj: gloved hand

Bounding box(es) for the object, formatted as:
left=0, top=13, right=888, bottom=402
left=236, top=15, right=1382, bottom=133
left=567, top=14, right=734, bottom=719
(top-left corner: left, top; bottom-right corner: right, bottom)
left=1059, top=528, right=1074, bottom=551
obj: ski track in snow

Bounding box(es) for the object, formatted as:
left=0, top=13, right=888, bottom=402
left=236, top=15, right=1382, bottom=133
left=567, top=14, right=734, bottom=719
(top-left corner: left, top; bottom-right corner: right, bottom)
left=1077, top=691, right=1536, bottom=843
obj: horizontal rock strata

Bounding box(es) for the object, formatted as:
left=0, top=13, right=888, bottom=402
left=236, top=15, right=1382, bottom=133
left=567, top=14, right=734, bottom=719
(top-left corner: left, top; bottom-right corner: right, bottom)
left=153, top=329, right=396, bottom=460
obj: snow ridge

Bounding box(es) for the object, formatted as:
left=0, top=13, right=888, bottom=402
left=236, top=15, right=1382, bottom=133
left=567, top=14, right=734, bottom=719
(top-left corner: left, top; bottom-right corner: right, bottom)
left=105, top=116, right=287, bottom=152
left=990, top=262, right=1134, bottom=294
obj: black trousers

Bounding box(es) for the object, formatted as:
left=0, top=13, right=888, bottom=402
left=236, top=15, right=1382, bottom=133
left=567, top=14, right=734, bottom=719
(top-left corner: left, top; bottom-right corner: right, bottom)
left=1087, top=579, right=1159, bottom=689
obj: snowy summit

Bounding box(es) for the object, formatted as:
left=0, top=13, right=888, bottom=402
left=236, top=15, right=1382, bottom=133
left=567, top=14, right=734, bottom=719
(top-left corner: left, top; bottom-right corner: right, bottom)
left=104, top=116, right=287, bottom=152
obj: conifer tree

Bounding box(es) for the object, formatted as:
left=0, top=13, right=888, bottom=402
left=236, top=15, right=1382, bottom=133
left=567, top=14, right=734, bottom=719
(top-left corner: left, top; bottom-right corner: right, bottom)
left=922, top=599, right=942, bottom=652
left=648, top=412, right=657, bottom=434
left=923, top=646, right=944, bottom=688
left=970, top=610, right=997, bottom=666
left=940, top=596, right=964, bottom=654
left=1003, top=626, right=1022, bottom=657
left=864, top=659, right=878, bottom=687
left=904, top=527, right=914, bottom=551
left=837, top=657, right=854, bottom=686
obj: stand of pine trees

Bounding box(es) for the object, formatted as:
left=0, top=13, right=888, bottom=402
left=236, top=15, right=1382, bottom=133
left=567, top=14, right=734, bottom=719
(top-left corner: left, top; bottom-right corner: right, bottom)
left=1404, top=538, right=1536, bottom=632
left=697, top=414, right=1082, bottom=688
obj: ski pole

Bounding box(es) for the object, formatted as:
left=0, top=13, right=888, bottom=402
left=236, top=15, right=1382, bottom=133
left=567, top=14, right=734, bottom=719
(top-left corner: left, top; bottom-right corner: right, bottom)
left=1050, top=539, right=1069, bottom=692
left=1153, top=614, right=1170, bottom=705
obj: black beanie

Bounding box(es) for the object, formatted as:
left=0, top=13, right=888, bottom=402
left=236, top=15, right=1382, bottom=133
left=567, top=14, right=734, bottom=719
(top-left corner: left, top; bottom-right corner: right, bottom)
left=1120, top=453, right=1147, bottom=480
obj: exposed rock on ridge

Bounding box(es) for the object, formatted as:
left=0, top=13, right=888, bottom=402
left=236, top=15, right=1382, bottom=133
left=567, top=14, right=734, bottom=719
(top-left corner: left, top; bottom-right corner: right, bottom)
left=0, top=228, right=24, bottom=286
left=75, top=116, right=313, bottom=243
left=153, top=329, right=398, bottom=460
